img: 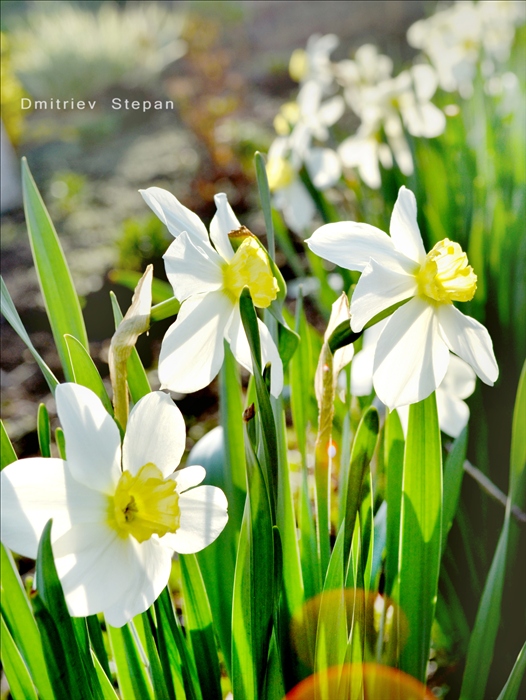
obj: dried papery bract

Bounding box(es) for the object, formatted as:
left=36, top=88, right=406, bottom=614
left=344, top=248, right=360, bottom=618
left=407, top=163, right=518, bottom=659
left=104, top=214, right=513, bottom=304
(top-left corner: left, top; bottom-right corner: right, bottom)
left=109, top=265, right=153, bottom=428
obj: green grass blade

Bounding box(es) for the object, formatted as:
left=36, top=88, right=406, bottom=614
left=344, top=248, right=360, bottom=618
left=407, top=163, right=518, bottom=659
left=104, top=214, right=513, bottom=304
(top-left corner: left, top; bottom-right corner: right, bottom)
left=87, top=615, right=111, bottom=681
left=55, top=426, right=66, bottom=459
left=0, top=545, right=53, bottom=699
left=37, top=403, right=52, bottom=457
left=180, top=554, right=222, bottom=700
left=91, top=651, right=120, bottom=700
left=398, top=392, right=442, bottom=683
left=155, top=588, right=202, bottom=700
left=231, top=432, right=275, bottom=700
left=460, top=363, right=526, bottom=700
left=1, top=276, right=59, bottom=392
left=21, top=158, right=88, bottom=381
left=65, top=334, right=114, bottom=415
left=496, top=641, right=526, bottom=700
left=442, top=427, right=468, bottom=555
left=107, top=623, right=153, bottom=700
left=31, top=595, right=71, bottom=699
left=110, top=291, right=151, bottom=401
left=1, top=613, right=39, bottom=700
left=36, top=520, right=104, bottom=699
left=1, top=421, right=18, bottom=469
left=384, top=409, right=404, bottom=597
left=138, top=612, right=171, bottom=700
left=343, top=407, right=379, bottom=574
left=255, top=151, right=275, bottom=260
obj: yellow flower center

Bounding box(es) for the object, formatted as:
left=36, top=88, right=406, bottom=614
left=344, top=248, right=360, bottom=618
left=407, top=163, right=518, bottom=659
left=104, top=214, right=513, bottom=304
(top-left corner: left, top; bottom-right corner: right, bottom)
left=266, top=156, right=295, bottom=191
left=110, top=463, right=179, bottom=543
left=416, top=238, right=477, bottom=303
left=273, top=102, right=300, bottom=136
left=223, top=237, right=279, bottom=308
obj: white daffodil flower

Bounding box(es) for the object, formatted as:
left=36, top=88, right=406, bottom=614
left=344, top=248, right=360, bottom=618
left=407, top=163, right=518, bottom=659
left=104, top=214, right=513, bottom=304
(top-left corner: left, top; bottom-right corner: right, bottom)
left=267, top=82, right=343, bottom=234
left=0, top=384, right=228, bottom=627
left=339, top=64, right=445, bottom=188
left=140, top=188, right=283, bottom=397
left=289, top=33, right=339, bottom=91
left=350, top=319, right=476, bottom=437
left=335, top=44, right=394, bottom=115
left=407, top=0, right=525, bottom=98
left=307, top=186, right=498, bottom=409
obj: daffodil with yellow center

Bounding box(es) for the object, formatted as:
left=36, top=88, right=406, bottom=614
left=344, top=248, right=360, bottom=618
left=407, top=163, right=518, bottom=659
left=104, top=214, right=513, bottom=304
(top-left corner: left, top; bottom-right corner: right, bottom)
left=0, top=385, right=228, bottom=627
left=139, top=188, right=284, bottom=397
left=307, top=186, right=498, bottom=408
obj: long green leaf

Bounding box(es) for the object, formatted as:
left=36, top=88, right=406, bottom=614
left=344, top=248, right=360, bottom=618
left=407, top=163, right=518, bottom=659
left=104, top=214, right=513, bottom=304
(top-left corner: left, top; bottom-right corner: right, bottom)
left=343, top=407, right=379, bottom=574
left=22, top=158, right=88, bottom=381
left=398, top=392, right=442, bottom=683
left=107, top=623, right=153, bottom=700
left=1, top=276, right=58, bottom=392
left=442, top=427, right=468, bottom=554
left=0, top=545, right=54, bottom=700
left=384, top=409, right=404, bottom=597
left=180, top=554, right=222, bottom=700
left=231, top=435, right=275, bottom=700
left=460, top=363, right=526, bottom=700
left=37, top=403, right=52, bottom=458
left=1, top=613, right=39, bottom=700
left=65, top=334, right=113, bottom=415
left=35, top=520, right=102, bottom=699
left=0, top=421, right=17, bottom=469
left=91, top=651, right=120, bottom=700
left=496, top=641, right=526, bottom=700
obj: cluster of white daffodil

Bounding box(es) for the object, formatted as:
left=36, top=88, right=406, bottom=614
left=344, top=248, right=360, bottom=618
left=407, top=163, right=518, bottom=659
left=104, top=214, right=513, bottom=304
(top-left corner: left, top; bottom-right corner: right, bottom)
left=1, top=178, right=498, bottom=628
left=266, top=0, right=525, bottom=227
left=408, top=0, right=526, bottom=98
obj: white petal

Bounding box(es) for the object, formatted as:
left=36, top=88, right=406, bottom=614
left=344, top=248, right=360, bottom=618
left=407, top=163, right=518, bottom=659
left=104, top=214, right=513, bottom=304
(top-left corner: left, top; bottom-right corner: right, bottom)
left=403, top=102, right=446, bottom=138
left=410, top=64, right=439, bottom=102
left=161, top=485, right=228, bottom=554
left=102, top=538, right=173, bottom=627
left=210, top=193, right=239, bottom=262
left=164, top=232, right=224, bottom=302
left=350, top=258, right=418, bottom=332
left=305, top=148, right=341, bottom=190
left=158, top=292, right=233, bottom=393
left=440, top=354, right=476, bottom=401
left=224, top=308, right=252, bottom=374
left=171, top=465, right=206, bottom=493
left=437, top=304, right=499, bottom=385
left=389, top=187, right=426, bottom=264
left=53, top=523, right=135, bottom=618
left=350, top=347, right=375, bottom=397
left=306, top=221, right=412, bottom=273
left=372, top=297, right=450, bottom=409
left=318, top=95, right=345, bottom=127
left=436, top=390, right=470, bottom=438
left=56, top=384, right=121, bottom=495
left=0, top=458, right=107, bottom=559
left=139, top=187, right=209, bottom=242
left=123, top=392, right=186, bottom=478
left=275, top=180, right=315, bottom=235
left=259, top=319, right=284, bottom=398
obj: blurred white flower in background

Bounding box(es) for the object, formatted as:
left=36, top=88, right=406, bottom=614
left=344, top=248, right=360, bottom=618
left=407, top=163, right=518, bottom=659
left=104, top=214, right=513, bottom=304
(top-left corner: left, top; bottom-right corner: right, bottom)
left=339, top=62, right=445, bottom=187
left=407, top=0, right=525, bottom=98
left=289, top=33, right=340, bottom=92
left=349, top=318, right=476, bottom=437
left=267, top=80, right=343, bottom=233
